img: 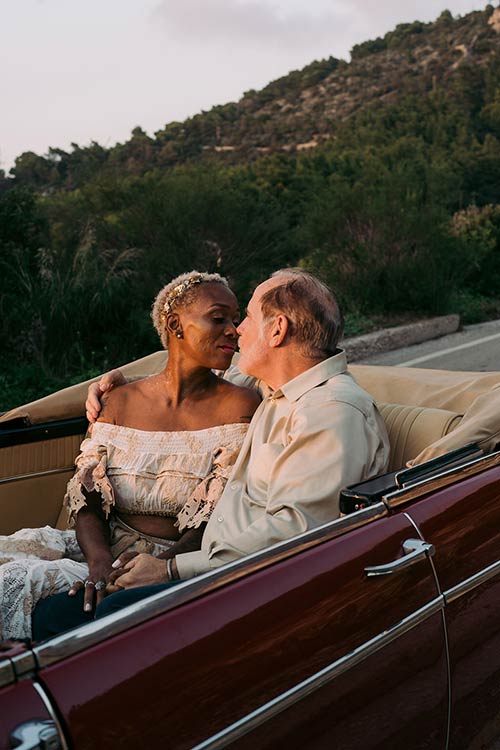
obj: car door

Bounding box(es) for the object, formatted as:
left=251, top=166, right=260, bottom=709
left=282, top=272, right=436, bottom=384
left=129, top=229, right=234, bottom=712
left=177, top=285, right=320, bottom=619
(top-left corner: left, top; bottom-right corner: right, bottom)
left=0, top=643, right=68, bottom=750
left=403, top=454, right=500, bottom=750
left=30, top=505, right=448, bottom=750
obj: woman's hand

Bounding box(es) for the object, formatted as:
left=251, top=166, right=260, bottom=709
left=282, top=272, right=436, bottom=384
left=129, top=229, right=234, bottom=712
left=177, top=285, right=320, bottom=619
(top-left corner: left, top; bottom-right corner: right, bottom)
left=86, top=370, right=126, bottom=423
left=110, top=553, right=169, bottom=589
left=104, top=550, right=140, bottom=595
left=68, top=558, right=115, bottom=612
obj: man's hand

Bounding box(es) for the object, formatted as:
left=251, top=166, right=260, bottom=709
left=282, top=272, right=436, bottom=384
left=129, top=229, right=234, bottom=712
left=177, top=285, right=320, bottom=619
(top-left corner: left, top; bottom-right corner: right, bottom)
left=111, top=553, right=169, bottom=589
left=86, top=369, right=126, bottom=423
left=104, top=550, right=139, bottom=594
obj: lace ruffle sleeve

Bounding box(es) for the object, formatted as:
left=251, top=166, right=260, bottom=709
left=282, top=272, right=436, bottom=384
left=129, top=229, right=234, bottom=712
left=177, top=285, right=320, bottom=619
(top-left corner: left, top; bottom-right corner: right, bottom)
left=63, top=433, right=115, bottom=526
left=176, top=445, right=240, bottom=532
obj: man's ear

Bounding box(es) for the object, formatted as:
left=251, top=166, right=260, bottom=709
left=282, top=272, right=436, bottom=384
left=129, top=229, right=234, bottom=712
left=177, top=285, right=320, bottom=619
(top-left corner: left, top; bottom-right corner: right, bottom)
left=269, top=315, right=289, bottom=348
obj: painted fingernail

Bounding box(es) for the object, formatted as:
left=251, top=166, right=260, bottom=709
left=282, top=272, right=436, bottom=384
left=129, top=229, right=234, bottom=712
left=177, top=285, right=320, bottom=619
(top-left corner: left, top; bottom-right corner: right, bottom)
left=84, top=603, right=92, bottom=612
left=112, top=559, right=122, bottom=568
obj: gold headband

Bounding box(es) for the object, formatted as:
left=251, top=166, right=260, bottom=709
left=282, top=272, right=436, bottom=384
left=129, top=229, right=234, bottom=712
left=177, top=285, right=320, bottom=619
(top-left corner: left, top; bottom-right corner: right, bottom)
left=162, top=274, right=204, bottom=316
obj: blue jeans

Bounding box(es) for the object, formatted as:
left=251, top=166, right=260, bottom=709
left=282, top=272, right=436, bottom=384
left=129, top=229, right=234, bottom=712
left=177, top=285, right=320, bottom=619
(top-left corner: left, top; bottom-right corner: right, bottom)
left=95, top=582, right=179, bottom=618
left=32, top=582, right=179, bottom=641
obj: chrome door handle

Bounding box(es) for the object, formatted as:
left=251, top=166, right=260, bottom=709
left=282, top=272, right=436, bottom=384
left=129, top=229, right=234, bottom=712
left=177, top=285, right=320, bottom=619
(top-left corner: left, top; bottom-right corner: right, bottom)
left=365, top=538, right=435, bottom=577
left=10, top=720, right=61, bottom=750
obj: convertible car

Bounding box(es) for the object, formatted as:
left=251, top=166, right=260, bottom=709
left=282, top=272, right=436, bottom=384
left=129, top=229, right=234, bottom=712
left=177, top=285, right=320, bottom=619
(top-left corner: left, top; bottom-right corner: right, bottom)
left=1, top=352, right=500, bottom=750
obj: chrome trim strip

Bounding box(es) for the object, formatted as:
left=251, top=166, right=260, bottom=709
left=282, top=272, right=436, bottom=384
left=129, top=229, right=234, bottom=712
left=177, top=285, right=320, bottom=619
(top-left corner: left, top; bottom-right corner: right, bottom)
left=0, top=658, right=15, bottom=689
left=441, top=607, right=452, bottom=750
left=35, top=503, right=388, bottom=667
left=444, top=559, right=500, bottom=604
left=33, top=682, right=69, bottom=750
left=403, top=512, right=444, bottom=596
left=0, top=467, right=74, bottom=485
left=384, top=451, right=500, bottom=509
left=11, top=651, right=36, bottom=679
left=403, top=511, right=423, bottom=540
left=191, top=596, right=445, bottom=750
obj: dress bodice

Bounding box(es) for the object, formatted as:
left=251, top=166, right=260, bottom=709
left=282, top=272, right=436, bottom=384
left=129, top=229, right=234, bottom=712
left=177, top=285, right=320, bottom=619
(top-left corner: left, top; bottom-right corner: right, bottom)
left=64, top=421, right=248, bottom=529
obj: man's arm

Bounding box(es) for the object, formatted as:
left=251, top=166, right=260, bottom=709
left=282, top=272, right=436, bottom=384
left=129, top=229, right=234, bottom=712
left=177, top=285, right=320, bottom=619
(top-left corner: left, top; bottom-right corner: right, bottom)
left=175, top=399, right=389, bottom=579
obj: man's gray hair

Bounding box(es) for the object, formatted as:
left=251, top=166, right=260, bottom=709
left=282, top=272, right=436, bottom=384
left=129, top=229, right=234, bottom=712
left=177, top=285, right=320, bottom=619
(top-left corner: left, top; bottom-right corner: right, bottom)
left=260, top=268, right=344, bottom=358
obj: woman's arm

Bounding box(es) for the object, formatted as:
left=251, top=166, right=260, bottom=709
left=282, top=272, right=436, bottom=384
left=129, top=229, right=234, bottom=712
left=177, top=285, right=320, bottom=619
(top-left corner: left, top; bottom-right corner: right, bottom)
left=70, top=491, right=115, bottom=611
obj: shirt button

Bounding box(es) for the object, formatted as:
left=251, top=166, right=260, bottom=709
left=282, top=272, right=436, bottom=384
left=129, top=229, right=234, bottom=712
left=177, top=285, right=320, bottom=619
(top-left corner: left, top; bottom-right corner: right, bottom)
left=230, top=482, right=239, bottom=490
left=217, top=516, right=224, bottom=523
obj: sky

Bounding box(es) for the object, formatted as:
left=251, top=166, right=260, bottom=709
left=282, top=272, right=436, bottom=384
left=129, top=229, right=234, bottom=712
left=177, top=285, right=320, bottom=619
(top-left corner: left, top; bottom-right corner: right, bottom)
left=0, top=0, right=492, bottom=172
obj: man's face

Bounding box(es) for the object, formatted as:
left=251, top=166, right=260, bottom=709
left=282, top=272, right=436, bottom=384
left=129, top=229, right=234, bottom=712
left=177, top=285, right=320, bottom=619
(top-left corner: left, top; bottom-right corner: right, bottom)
left=237, top=277, right=280, bottom=378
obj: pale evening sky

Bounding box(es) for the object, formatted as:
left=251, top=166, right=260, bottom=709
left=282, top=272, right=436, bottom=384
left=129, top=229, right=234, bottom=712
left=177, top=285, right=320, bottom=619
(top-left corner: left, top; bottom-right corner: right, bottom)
left=0, top=0, right=492, bottom=172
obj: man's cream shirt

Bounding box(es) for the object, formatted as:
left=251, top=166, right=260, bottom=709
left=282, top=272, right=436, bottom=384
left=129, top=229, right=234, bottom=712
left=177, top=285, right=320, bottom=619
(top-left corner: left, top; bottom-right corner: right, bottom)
left=175, top=350, right=390, bottom=580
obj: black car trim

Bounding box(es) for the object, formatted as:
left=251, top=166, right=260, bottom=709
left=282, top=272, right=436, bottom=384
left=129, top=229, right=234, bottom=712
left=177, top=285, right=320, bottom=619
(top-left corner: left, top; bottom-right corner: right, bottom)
left=340, top=444, right=483, bottom=514
left=0, top=418, right=87, bottom=449
left=34, top=503, right=388, bottom=670
left=190, top=596, right=445, bottom=750
left=383, top=451, right=500, bottom=509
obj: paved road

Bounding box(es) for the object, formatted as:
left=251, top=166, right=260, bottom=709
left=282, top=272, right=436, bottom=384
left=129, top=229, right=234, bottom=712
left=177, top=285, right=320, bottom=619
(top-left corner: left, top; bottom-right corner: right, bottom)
left=358, top=319, right=500, bottom=371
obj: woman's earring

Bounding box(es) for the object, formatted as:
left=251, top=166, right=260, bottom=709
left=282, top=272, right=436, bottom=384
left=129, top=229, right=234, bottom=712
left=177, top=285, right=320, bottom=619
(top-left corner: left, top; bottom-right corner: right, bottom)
left=176, top=331, right=183, bottom=339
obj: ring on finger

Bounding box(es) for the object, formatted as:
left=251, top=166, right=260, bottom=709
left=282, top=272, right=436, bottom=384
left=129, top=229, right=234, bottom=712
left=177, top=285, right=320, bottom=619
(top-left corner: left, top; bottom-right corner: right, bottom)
left=94, top=581, right=106, bottom=591
left=84, top=580, right=95, bottom=587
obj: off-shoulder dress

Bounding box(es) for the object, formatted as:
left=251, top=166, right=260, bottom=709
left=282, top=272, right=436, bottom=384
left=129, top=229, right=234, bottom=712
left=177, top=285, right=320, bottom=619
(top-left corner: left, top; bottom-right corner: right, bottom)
left=0, top=421, right=248, bottom=640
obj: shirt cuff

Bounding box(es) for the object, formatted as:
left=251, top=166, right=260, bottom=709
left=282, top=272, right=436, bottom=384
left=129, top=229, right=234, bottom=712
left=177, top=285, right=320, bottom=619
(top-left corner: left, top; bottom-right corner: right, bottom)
left=175, top=549, right=213, bottom=580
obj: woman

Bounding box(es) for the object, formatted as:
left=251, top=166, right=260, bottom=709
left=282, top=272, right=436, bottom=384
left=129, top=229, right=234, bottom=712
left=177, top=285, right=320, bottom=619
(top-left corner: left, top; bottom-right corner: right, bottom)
left=0, top=271, right=260, bottom=640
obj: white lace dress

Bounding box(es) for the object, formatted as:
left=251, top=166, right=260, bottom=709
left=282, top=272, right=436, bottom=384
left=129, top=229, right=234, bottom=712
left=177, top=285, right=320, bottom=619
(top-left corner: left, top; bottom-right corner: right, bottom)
left=0, top=421, right=248, bottom=640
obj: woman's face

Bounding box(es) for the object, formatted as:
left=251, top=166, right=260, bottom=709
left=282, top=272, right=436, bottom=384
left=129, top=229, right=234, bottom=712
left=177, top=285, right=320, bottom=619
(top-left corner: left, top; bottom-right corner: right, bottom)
left=175, top=282, right=239, bottom=370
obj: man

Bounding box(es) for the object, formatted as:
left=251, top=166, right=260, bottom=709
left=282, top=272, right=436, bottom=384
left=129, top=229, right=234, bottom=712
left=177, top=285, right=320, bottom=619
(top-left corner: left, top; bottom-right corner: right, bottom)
left=33, top=269, right=389, bottom=634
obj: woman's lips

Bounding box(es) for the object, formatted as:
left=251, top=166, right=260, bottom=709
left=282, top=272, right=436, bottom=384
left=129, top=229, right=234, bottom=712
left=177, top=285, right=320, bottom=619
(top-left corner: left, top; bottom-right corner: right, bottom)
left=220, top=345, right=236, bottom=353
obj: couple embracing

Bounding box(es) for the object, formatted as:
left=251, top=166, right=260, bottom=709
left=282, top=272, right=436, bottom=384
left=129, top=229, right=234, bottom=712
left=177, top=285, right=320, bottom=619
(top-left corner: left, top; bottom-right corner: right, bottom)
left=0, top=268, right=389, bottom=641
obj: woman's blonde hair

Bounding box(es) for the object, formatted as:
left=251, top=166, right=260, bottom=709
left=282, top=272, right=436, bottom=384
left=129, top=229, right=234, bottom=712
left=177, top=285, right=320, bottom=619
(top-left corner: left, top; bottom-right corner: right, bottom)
left=151, top=270, right=230, bottom=349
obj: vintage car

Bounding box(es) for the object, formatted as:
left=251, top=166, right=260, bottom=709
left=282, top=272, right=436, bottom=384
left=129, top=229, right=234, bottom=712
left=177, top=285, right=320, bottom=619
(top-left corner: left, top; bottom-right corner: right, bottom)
left=1, top=352, right=500, bottom=750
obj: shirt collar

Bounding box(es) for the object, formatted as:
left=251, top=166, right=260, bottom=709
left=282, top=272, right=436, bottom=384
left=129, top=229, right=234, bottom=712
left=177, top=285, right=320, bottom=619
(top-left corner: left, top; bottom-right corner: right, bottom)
left=272, top=349, right=348, bottom=402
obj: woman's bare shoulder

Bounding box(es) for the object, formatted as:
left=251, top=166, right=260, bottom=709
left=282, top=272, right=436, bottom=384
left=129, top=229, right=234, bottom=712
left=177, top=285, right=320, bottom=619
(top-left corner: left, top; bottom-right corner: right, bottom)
left=215, top=379, right=261, bottom=423
left=96, top=380, right=144, bottom=424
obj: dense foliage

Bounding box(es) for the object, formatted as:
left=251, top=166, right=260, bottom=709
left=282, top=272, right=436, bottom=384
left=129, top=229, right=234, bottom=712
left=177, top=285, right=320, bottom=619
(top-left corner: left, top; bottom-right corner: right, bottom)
left=1, top=5, right=500, bottom=410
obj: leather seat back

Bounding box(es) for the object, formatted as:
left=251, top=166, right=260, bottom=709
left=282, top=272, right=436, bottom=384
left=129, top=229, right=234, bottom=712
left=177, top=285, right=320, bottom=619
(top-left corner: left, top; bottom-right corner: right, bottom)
left=379, top=403, right=462, bottom=471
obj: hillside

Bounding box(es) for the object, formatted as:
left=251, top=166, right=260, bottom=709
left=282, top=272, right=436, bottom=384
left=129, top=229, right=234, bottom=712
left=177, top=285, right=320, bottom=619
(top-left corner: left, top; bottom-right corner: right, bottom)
left=2, top=4, right=500, bottom=410
left=4, top=4, right=500, bottom=190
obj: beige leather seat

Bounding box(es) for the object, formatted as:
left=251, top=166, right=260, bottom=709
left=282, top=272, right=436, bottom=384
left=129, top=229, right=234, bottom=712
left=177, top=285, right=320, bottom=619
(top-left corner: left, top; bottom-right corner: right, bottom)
left=379, top=403, right=462, bottom=472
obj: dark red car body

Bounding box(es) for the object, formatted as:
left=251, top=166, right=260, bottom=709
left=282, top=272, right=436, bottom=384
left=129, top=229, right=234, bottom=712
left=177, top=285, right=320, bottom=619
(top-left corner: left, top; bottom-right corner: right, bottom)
left=1, top=429, right=500, bottom=749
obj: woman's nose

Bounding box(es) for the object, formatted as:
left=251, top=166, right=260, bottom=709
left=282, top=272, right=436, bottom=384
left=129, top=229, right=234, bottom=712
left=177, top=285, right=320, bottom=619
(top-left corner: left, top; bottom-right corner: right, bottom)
left=226, top=321, right=238, bottom=337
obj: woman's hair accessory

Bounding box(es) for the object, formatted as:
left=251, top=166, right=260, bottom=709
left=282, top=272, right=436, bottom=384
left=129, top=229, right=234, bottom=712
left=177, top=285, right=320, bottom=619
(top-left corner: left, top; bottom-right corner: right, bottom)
left=162, top=274, right=204, bottom=315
